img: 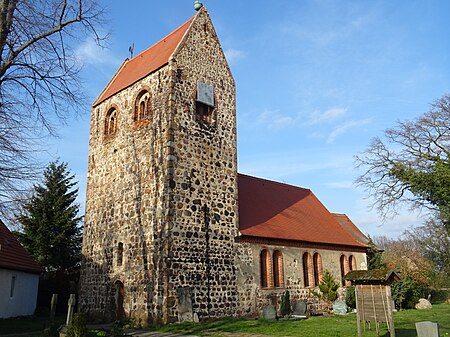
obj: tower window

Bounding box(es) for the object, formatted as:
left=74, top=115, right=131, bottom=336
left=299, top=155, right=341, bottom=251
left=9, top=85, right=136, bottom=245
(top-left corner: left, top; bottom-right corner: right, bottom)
left=195, top=101, right=215, bottom=125
left=133, top=89, right=152, bottom=126
left=117, top=242, right=123, bottom=266
left=104, top=107, right=118, bottom=140
left=195, top=80, right=215, bottom=126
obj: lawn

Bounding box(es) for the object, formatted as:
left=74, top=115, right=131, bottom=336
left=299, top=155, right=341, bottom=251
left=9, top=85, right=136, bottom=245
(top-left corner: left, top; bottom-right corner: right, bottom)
left=0, top=304, right=448, bottom=336
left=156, top=304, right=450, bottom=337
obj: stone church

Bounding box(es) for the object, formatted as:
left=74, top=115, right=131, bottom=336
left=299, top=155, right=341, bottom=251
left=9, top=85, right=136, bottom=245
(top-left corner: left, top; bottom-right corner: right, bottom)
left=79, top=7, right=368, bottom=324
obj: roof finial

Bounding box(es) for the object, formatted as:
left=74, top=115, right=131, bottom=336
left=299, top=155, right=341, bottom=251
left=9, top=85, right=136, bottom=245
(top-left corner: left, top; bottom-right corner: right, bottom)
left=129, top=43, right=134, bottom=58
left=194, top=0, right=203, bottom=11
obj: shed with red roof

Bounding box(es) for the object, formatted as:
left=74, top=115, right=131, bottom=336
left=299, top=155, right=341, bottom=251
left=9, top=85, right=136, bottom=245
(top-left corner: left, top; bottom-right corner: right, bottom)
left=0, top=220, right=42, bottom=318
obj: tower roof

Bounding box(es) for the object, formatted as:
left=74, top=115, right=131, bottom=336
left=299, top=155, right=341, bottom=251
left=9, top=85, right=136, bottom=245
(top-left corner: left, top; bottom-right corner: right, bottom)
left=238, top=174, right=367, bottom=248
left=0, top=220, right=43, bottom=274
left=93, top=15, right=195, bottom=106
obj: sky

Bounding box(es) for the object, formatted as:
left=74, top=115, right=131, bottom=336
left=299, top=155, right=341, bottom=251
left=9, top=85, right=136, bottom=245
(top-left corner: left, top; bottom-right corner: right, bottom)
left=44, top=0, right=450, bottom=239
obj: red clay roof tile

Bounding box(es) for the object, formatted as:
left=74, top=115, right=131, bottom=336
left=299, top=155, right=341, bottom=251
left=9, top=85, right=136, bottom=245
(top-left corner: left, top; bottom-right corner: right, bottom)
left=333, top=213, right=369, bottom=245
left=93, top=16, right=195, bottom=106
left=0, top=220, right=43, bottom=274
left=238, top=174, right=367, bottom=248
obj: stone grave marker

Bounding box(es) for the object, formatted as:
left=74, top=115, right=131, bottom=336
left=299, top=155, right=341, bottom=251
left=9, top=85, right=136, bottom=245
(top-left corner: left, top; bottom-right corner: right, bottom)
left=333, top=299, right=347, bottom=315
left=415, top=321, right=440, bottom=337
left=291, top=300, right=307, bottom=319
left=66, top=294, right=76, bottom=326
left=176, top=287, right=194, bottom=322
left=262, top=305, right=276, bottom=320
left=50, top=293, right=58, bottom=321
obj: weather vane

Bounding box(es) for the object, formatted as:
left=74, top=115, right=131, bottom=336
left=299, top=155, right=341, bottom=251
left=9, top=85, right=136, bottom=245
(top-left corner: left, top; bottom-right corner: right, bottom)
left=194, top=0, right=203, bottom=11
left=129, top=43, right=134, bottom=58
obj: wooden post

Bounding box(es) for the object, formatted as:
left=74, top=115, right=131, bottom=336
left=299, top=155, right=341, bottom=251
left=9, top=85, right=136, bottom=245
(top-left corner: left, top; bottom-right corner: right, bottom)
left=66, top=294, right=76, bottom=326
left=50, top=294, right=58, bottom=322
left=386, top=286, right=395, bottom=337
left=356, top=285, right=362, bottom=337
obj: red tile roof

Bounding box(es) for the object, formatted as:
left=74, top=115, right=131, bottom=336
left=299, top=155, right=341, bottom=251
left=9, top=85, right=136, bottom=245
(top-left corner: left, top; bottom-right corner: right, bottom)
left=0, top=220, right=43, bottom=274
left=238, top=174, right=367, bottom=248
left=93, top=16, right=195, bottom=106
left=333, top=213, right=369, bottom=245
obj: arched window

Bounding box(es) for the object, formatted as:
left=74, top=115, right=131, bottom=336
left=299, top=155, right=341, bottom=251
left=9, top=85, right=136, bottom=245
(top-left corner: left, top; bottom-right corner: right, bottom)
left=273, top=250, right=284, bottom=288
left=349, top=255, right=357, bottom=271
left=302, top=252, right=314, bottom=288
left=313, top=253, right=323, bottom=286
left=133, top=89, right=152, bottom=124
left=340, top=254, right=349, bottom=286
left=117, top=242, right=123, bottom=267
left=260, top=249, right=272, bottom=288
left=104, top=107, right=118, bottom=139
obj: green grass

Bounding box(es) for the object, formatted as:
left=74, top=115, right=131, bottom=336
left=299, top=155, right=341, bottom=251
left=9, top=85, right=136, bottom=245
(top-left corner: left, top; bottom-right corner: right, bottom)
left=155, top=304, right=450, bottom=337
left=0, top=305, right=448, bottom=337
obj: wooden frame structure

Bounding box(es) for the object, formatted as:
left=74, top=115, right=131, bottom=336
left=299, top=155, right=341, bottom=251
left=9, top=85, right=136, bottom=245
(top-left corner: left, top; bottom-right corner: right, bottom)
left=345, top=270, right=400, bottom=337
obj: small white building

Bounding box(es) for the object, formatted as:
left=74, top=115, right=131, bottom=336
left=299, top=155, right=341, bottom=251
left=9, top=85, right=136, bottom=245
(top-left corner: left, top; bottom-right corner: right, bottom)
left=0, top=220, right=42, bottom=318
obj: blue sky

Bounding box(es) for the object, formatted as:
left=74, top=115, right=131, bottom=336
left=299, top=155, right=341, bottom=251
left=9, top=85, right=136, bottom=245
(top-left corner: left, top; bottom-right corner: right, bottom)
left=46, top=0, right=450, bottom=238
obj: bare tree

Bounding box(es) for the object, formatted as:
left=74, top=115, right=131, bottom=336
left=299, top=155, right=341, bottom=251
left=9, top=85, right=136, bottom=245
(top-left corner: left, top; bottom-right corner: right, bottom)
left=355, top=94, right=450, bottom=233
left=0, top=0, right=106, bottom=219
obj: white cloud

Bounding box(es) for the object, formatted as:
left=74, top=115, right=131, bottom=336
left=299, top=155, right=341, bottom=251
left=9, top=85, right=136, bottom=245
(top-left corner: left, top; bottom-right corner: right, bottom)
left=224, top=48, right=245, bottom=64
left=257, top=109, right=297, bottom=129
left=325, top=181, right=354, bottom=189
left=75, top=38, right=122, bottom=67
left=308, top=107, right=347, bottom=124
left=326, top=118, right=371, bottom=143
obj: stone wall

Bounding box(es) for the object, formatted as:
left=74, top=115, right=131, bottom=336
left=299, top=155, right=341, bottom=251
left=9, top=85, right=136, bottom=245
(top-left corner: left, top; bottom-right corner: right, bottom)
left=79, top=62, right=173, bottom=324
left=164, top=8, right=238, bottom=322
left=235, top=241, right=367, bottom=317
left=79, top=8, right=238, bottom=324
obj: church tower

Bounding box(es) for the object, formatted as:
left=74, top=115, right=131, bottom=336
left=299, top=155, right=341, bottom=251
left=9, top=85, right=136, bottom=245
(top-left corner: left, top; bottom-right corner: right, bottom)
left=79, top=7, right=238, bottom=324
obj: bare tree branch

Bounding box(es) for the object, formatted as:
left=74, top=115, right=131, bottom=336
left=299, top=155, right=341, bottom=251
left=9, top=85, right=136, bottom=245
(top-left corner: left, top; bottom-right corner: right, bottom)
left=0, top=0, right=107, bottom=220
left=355, top=94, right=450, bottom=232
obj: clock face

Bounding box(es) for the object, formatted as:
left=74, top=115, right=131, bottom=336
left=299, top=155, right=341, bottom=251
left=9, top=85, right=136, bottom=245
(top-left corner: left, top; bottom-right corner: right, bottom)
left=197, top=80, right=214, bottom=107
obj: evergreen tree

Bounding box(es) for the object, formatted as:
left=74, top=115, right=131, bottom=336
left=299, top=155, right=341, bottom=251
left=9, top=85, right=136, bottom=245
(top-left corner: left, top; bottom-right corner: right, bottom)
left=16, top=161, right=82, bottom=272
left=311, top=270, right=339, bottom=309
left=366, top=236, right=385, bottom=270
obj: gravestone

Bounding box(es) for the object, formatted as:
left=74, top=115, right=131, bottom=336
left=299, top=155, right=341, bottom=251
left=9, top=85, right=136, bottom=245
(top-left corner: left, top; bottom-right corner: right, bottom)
left=291, top=300, right=307, bottom=319
left=50, top=294, right=58, bottom=322
left=66, top=294, right=76, bottom=326
left=333, top=299, right=347, bottom=315
left=262, top=305, right=276, bottom=320
left=176, top=287, right=194, bottom=322
left=415, top=321, right=440, bottom=337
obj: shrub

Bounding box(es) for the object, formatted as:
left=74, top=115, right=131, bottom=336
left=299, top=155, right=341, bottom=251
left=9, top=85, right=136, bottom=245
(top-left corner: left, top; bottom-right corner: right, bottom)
left=345, top=286, right=356, bottom=310
left=391, top=278, right=422, bottom=310
left=66, top=313, right=88, bottom=337
left=108, top=322, right=124, bottom=337
left=42, top=323, right=60, bottom=337
left=425, top=288, right=449, bottom=304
